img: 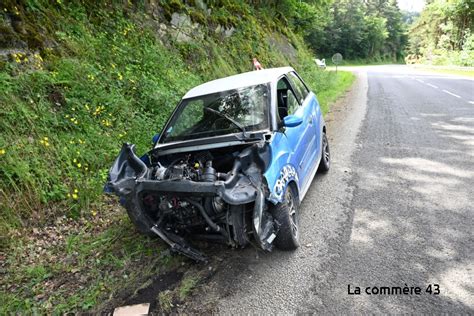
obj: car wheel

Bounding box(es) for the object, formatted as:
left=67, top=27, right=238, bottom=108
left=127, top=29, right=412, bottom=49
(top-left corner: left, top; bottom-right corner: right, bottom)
left=272, top=185, right=300, bottom=250
left=124, top=198, right=155, bottom=237
left=318, top=132, right=330, bottom=172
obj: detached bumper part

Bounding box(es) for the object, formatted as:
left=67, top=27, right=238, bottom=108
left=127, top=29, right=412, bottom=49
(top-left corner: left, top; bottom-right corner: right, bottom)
left=150, top=225, right=207, bottom=263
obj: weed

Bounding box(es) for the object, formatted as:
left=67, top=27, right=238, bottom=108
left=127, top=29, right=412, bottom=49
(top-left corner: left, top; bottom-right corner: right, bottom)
left=177, top=274, right=201, bottom=301
left=158, top=290, right=174, bottom=313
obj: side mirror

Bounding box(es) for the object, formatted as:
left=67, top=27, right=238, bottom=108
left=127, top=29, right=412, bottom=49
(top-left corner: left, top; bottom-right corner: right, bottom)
left=152, top=133, right=160, bottom=144
left=283, top=115, right=303, bottom=128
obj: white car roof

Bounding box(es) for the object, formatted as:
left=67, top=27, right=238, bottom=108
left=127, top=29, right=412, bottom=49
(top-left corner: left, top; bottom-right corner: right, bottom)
left=183, top=66, right=294, bottom=99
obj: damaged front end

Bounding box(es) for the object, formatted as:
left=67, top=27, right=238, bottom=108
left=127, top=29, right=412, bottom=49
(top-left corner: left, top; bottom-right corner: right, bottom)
left=105, top=141, right=278, bottom=262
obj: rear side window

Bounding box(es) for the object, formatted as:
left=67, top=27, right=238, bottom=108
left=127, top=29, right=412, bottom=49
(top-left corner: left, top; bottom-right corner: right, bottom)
left=288, top=72, right=310, bottom=104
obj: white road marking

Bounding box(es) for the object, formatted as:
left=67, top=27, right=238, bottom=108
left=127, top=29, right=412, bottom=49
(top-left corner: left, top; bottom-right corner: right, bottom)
left=469, top=101, right=474, bottom=105
left=416, top=79, right=425, bottom=83
left=427, top=83, right=439, bottom=89
left=442, top=90, right=461, bottom=98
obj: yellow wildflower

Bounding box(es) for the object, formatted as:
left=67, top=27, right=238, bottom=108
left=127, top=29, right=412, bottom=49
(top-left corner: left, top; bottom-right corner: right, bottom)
left=74, top=188, right=78, bottom=193
left=117, top=73, right=123, bottom=81
left=73, top=158, right=77, bottom=163
left=72, top=193, right=78, bottom=200
left=91, top=209, right=97, bottom=216
left=0, top=149, right=5, bottom=155
left=77, top=163, right=82, bottom=168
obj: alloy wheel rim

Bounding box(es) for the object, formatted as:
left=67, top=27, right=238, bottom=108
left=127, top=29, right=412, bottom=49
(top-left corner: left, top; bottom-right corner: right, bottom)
left=287, top=192, right=298, bottom=238
left=324, top=137, right=330, bottom=163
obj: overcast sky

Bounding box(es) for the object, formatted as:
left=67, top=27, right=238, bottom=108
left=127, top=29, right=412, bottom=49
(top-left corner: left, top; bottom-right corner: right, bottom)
left=397, top=0, right=425, bottom=12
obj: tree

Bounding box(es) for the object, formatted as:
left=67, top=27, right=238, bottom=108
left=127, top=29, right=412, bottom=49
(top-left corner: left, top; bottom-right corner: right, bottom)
left=407, top=0, right=474, bottom=65
left=304, top=0, right=406, bottom=61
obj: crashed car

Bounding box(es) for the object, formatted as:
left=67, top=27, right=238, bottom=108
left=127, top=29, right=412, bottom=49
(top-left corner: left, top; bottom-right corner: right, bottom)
left=105, top=67, right=330, bottom=261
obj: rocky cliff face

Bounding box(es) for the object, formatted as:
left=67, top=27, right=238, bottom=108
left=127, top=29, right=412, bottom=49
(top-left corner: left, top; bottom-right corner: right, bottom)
left=0, top=1, right=301, bottom=73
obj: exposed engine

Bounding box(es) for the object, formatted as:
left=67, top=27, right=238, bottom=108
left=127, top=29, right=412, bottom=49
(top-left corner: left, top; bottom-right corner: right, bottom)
left=153, top=154, right=225, bottom=183
left=106, top=142, right=277, bottom=262
left=142, top=152, right=236, bottom=237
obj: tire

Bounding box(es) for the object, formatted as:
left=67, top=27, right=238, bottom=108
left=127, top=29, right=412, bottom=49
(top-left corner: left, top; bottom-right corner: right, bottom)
left=124, top=198, right=155, bottom=236
left=318, top=132, right=330, bottom=173
left=272, top=185, right=300, bottom=250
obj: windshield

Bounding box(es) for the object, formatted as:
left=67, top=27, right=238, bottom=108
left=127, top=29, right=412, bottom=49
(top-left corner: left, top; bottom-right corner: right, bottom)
left=160, top=84, right=270, bottom=143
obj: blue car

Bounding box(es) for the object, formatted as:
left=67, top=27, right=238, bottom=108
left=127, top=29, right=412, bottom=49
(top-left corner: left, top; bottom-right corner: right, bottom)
left=105, top=67, right=330, bottom=261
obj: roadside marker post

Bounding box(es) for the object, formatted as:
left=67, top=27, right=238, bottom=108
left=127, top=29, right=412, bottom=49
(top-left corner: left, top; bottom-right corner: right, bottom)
left=332, top=53, right=343, bottom=73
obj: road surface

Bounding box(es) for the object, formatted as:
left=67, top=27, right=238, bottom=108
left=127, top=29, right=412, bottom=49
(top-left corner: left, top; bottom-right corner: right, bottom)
left=185, top=65, right=474, bottom=314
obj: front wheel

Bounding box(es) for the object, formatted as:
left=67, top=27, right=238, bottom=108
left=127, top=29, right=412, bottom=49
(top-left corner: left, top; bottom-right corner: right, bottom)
left=318, top=132, right=330, bottom=172
left=271, top=186, right=300, bottom=250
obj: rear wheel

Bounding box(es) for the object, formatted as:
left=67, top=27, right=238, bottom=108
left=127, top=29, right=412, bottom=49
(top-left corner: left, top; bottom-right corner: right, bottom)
left=272, top=186, right=300, bottom=250
left=318, top=132, right=330, bottom=172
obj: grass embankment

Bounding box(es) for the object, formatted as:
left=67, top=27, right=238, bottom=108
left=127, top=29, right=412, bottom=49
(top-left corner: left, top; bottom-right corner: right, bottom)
left=410, top=65, right=474, bottom=77
left=0, top=1, right=354, bottom=313
left=317, top=71, right=355, bottom=114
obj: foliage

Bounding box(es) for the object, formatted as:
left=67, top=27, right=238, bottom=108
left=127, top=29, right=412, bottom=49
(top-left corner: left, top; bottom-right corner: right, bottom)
left=406, top=0, right=474, bottom=66
left=303, top=0, right=407, bottom=61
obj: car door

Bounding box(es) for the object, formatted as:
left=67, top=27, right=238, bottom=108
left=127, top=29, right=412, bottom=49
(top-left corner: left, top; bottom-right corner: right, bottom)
left=275, top=76, right=313, bottom=189
left=287, top=72, right=320, bottom=183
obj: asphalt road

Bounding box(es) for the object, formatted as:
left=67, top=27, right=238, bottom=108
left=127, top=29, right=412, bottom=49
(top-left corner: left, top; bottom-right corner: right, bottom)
left=186, top=65, right=474, bottom=314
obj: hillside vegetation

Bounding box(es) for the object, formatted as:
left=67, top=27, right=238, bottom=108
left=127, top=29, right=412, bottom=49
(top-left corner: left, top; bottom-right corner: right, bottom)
left=406, top=0, right=473, bottom=66
left=305, top=0, right=407, bottom=62
left=0, top=0, right=354, bottom=313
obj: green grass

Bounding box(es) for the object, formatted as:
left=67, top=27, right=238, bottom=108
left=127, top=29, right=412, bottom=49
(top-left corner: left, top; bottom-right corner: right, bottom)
left=340, top=58, right=405, bottom=66
left=0, top=211, right=174, bottom=314
left=177, top=274, right=201, bottom=301
left=0, top=1, right=356, bottom=314
left=317, top=71, right=356, bottom=114
left=410, top=65, right=474, bottom=77
left=158, top=290, right=174, bottom=313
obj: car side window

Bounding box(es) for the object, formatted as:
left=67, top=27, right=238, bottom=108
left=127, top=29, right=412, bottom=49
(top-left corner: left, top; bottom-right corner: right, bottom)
left=276, top=77, right=301, bottom=120
left=288, top=72, right=310, bottom=104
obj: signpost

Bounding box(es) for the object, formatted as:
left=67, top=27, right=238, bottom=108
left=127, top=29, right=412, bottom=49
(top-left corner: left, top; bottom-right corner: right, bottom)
left=332, top=53, right=343, bottom=73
